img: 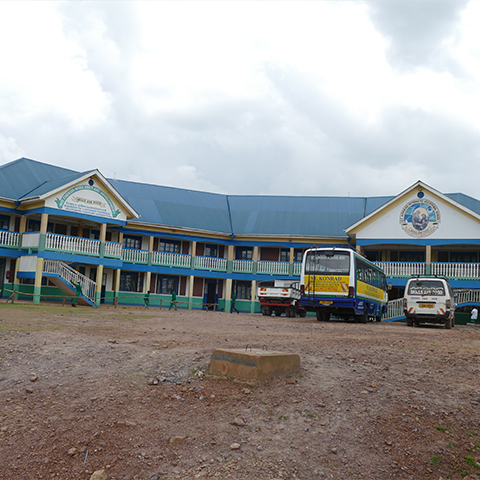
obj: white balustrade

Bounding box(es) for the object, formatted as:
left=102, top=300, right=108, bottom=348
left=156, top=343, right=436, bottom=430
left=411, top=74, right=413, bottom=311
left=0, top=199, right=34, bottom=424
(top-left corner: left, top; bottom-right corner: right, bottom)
left=257, top=261, right=290, bottom=276
left=431, top=262, right=480, bottom=280
left=456, top=289, right=480, bottom=305
left=43, top=259, right=96, bottom=303
left=193, top=256, right=227, bottom=271
left=45, top=233, right=100, bottom=256
left=373, top=261, right=426, bottom=278
left=233, top=259, right=254, bottom=273
left=21, top=232, right=40, bottom=248
left=152, top=251, right=191, bottom=268
left=293, top=262, right=302, bottom=276
left=0, top=230, right=20, bottom=248
left=104, top=241, right=123, bottom=258
left=122, top=248, right=149, bottom=264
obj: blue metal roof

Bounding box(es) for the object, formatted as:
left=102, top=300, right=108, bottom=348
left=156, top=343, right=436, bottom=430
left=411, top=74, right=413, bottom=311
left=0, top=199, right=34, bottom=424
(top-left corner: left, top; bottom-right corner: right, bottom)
left=2, top=158, right=480, bottom=238
left=0, top=158, right=78, bottom=200
left=111, top=179, right=232, bottom=233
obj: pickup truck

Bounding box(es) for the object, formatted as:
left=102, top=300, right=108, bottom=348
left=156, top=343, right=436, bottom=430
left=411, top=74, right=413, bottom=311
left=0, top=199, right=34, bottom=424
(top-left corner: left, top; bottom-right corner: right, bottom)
left=257, top=279, right=306, bottom=317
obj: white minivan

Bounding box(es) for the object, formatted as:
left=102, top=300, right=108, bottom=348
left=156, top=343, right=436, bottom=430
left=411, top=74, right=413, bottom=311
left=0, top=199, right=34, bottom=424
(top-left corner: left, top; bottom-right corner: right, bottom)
left=403, top=276, right=456, bottom=329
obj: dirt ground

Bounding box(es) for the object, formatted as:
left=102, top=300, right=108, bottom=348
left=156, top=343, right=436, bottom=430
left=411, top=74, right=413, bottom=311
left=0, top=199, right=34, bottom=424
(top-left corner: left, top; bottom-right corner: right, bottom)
left=1, top=303, right=480, bottom=480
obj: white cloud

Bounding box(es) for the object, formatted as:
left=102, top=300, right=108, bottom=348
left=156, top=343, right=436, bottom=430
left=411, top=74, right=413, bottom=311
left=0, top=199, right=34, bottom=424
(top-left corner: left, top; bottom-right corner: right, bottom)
left=1, top=0, right=480, bottom=200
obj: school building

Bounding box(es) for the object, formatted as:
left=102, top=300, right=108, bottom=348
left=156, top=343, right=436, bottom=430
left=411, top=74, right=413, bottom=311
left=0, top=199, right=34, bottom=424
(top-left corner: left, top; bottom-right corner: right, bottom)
left=1, top=157, right=480, bottom=312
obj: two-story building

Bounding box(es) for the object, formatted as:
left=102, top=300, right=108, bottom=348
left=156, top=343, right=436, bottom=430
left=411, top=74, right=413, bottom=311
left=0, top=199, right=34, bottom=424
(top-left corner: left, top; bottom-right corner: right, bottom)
left=1, top=157, right=480, bottom=312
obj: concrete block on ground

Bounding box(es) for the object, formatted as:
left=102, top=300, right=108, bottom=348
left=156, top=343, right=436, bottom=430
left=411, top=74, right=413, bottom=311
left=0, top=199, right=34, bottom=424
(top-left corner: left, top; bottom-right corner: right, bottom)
left=210, top=348, right=300, bottom=381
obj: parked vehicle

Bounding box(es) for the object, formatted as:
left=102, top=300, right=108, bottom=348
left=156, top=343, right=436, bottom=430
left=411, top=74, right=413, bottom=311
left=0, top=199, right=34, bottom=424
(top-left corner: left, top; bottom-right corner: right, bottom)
left=257, top=279, right=306, bottom=317
left=300, top=247, right=388, bottom=322
left=403, top=276, right=456, bottom=329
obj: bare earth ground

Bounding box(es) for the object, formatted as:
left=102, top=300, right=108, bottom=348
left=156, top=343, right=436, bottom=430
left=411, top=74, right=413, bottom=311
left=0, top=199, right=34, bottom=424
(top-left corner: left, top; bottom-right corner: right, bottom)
left=1, top=304, right=480, bottom=480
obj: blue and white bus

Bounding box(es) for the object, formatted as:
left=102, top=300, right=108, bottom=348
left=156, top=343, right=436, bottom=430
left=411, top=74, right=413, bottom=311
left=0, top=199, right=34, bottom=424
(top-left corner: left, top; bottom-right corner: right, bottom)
left=300, top=247, right=388, bottom=323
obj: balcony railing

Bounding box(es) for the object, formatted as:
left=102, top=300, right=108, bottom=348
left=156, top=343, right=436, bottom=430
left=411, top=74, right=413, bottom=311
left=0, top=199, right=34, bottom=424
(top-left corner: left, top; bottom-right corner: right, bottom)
left=21, top=232, right=41, bottom=248
left=293, top=262, right=302, bottom=276
left=257, top=260, right=290, bottom=276
left=152, top=251, right=191, bottom=269
left=431, top=262, right=480, bottom=280
left=233, top=259, right=254, bottom=273
left=0, top=230, right=20, bottom=248
left=45, top=233, right=101, bottom=256
left=104, top=241, right=123, bottom=258
left=194, top=256, right=227, bottom=272
left=373, top=261, right=426, bottom=278
left=122, top=248, right=149, bottom=264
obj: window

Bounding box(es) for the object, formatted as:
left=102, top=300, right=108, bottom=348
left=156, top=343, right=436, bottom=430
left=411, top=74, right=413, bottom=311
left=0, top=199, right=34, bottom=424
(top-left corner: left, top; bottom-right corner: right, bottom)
left=156, top=275, right=178, bottom=294
left=27, top=219, right=40, bottom=232
left=450, top=252, right=477, bottom=263
left=158, top=239, right=180, bottom=253
left=280, top=248, right=290, bottom=262
left=236, top=247, right=252, bottom=260
left=90, top=229, right=100, bottom=240
left=0, top=214, right=9, bottom=230
left=120, top=272, right=143, bottom=292
left=205, top=244, right=218, bottom=257
left=294, top=249, right=304, bottom=263
left=124, top=235, right=142, bottom=250
left=235, top=281, right=251, bottom=300
left=399, top=251, right=425, bottom=262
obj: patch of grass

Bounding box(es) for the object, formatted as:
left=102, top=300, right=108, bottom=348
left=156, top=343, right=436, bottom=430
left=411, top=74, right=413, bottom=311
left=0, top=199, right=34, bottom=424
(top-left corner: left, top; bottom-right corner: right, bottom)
left=278, top=415, right=289, bottom=421
left=465, top=456, right=480, bottom=469
left=307, top=413, right=316, bottom=419
left=434, top=425, right=447, bottom=432
left=447, top=441, right=453, bottom=448
left=466, top=429, right=477, bottom=437
left=430, top=455, right=441, bottom=466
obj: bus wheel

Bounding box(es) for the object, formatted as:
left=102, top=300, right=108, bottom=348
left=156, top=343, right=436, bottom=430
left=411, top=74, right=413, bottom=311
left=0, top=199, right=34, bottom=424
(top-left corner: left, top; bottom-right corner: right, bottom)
left=316, top=311, right=330, bottom=322
left=356, top=310, right=368, bottom=324
left=375, top=316, right=382, bottom=322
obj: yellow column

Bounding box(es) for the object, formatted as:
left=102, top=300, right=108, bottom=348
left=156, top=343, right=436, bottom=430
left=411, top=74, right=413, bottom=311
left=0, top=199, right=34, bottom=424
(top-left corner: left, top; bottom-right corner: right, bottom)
left=33, top=257, right=44, bottom=305
left=250, top=280, right=257, bottom=314
left=188, top=275, right=195, bottom=310
left=426, top=245, right=432, bottom=275
left=95, top=264, right=104, bottom=306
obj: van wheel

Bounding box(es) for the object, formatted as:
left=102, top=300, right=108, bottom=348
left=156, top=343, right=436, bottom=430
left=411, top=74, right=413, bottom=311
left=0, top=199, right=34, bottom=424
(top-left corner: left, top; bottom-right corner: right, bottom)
left=406, top=318, right=413, bottom=327
left=446, top=319, right=452, bottom=329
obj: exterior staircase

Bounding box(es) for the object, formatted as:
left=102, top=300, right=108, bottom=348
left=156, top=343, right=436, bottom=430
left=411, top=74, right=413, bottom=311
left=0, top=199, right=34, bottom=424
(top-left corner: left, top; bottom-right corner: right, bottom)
left=43, top=260, right=97, bottom=307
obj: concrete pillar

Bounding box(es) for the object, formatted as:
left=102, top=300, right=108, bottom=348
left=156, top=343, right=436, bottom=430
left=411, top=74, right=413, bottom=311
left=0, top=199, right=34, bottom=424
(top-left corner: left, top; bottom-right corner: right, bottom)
left=39, top=213, right=49, bottom=251
left=145, top=271, right=152, bottom=293
left=227, top=245, right=234, bottom=273
left=225, top=278, right=233, bottom=313
left=99, top=223, right=107, bottom=258
left=426, top=245, right=432, bottom=275
left=13, top=258, right=21, bottom=301
left=33, top=257, right=44, bottom=305
left=382, top=249, right=387, bottom=262
left=95, top=264, right=104, bottom=305
left=190, top=241, right=197, bottom=269
left=113, top=269, right=121, bottom=306
left=188, top=275, right=194, bottom=310
left=356, top=245, right=364, bottom=255
left=252, top=246, right=258, bottom=274
left=289, top=247, right=295, bottom=276
left=250, top=280, right=257, bottom=314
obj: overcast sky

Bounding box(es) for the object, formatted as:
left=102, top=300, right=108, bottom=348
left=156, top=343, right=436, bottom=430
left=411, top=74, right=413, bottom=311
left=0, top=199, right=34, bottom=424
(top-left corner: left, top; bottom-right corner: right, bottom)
left=1, top=1, right=479, bottom=199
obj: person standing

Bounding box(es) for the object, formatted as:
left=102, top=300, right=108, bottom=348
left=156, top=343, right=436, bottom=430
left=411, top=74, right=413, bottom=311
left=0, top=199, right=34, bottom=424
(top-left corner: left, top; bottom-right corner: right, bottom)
left=144, top=290, right=150, bottom=309
left=71, top=280, right=82, bottom=307
left=470, top=307, right=478, bottom=325
left=230, top=292, right=239, bottom=314
left=169, top=289, right=177, bottom=311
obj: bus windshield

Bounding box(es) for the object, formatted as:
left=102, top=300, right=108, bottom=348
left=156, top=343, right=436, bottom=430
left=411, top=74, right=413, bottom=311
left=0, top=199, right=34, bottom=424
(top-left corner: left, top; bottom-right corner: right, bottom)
left=408, top=280, right=445, bottom=296
left=305, top=251, right=350, bottom=274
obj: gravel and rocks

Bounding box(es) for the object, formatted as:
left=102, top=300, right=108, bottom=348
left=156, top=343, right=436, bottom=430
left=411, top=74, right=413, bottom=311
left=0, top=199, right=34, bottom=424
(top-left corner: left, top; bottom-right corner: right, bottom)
left=1, top=303, right=480, bottom=479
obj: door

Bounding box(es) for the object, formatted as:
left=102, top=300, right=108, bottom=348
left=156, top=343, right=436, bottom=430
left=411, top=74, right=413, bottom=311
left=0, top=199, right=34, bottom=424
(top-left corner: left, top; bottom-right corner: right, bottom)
left=203, top=279, right=218, bottom=311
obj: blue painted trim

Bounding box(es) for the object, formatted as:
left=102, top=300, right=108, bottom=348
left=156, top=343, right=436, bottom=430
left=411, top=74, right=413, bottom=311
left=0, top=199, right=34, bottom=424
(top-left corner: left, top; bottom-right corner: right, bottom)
left=357, top=238, right=480, bottom=246
left=37, top=251, right=123, bottom=268
left=17, top=206, right=127, bottom=226
left=0, top=205, right=17, bottom=214
left=114, top=227, right=345, bottom=248
left=0, top=247, right=21, bottom=258
left=17, top=272, right=35, bottom=278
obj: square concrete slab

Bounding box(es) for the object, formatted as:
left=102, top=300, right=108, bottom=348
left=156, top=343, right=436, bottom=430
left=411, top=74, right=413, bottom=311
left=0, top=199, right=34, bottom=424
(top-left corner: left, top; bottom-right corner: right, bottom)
left=210, top=348, right=300, bottom=381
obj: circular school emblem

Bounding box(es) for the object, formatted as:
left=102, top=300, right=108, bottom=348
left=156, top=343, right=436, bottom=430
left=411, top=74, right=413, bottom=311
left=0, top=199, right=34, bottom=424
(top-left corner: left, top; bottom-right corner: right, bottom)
left=399, top=199, right=440, bottom=238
